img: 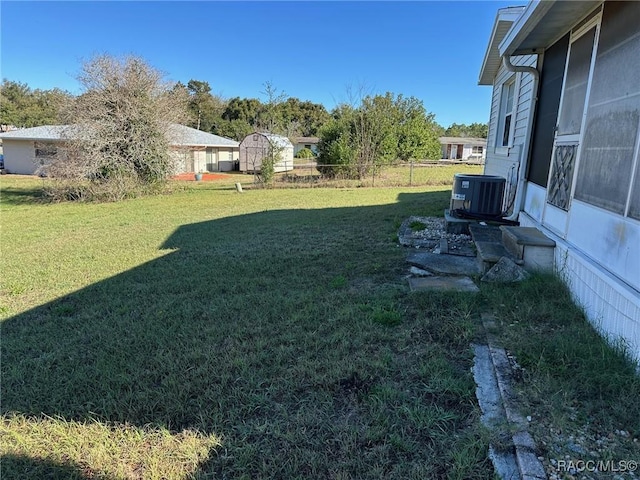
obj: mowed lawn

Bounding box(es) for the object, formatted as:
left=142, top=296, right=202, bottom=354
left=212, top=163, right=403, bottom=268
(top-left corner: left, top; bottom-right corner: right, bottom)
left=1, top=169, right=493, bottom=479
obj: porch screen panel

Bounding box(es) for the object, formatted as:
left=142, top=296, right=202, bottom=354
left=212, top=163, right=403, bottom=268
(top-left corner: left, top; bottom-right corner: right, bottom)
left=630, top=156, right=640, bottom=220
left=575, top=1, right=640, bottom=215
left=557, top=27, right=596, bottom=136
left=527, top=34, right=569, bottom=186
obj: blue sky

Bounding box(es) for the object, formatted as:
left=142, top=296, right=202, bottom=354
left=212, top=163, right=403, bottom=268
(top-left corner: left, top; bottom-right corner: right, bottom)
left=1, top=1, right=516, bottom=127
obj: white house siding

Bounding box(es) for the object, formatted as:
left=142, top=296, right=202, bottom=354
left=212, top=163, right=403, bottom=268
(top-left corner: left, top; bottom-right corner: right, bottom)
left=484, top=55, right=537, bottom=212
left=2, top=139, right=38, bottom=174
left=218, top=148, right=239, bottom=172
left=169, top=147, right=240, bottom=173
left=519, top=209, right=640, bottom=363
left=193, top=150, right=207, bottom=173
left=513, top=69, right=535, bottom=144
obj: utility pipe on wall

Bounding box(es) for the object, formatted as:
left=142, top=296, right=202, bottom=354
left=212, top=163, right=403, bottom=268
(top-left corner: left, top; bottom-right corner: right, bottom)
left=501, top=55, right=540, bottom=221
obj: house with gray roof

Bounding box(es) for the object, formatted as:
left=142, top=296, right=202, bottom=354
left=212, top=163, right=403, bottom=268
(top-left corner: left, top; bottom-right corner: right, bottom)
left=0, top=124, right=239, bottom=175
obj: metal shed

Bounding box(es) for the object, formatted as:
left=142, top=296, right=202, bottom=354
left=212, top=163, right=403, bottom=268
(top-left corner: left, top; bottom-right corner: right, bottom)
left=239, top=132, right=294, bottom=173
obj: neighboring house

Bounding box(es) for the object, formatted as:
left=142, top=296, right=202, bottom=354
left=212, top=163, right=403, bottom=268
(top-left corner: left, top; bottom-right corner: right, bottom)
left=168, top=124, right=239, bottom=173
left=0, top=125, right=67, bottom=174
left=439, top=137, right=487, bottom=161
left=293, top=137, right=319, bottom=156
left=239, top=132, right=294, bottom=173
left=480, top=1, right=640, bottom=361
left=0, top=124, right=239, bottom=174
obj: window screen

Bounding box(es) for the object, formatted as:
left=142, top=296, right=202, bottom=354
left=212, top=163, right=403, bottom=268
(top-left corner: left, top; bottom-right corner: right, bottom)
left=557, top=27, right=596, bottom=136
left=574, top=1, right=640, bottom=217
left=497, top=79, right=515, bottom=147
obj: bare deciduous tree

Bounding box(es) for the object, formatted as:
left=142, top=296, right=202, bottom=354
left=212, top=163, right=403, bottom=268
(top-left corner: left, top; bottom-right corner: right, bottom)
left=259, top=81, right=287, bottom=134
left=49, top=54, right=189, bottom=200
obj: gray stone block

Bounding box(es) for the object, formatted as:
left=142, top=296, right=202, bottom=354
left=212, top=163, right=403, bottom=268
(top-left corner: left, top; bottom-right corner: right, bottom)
left=481, top=257, right=530, bottom=283
left=444, top=209, right=472, bottom=234
left=408, top=275, right=479, bottom=293
left=407, top=251, right=480, bottom=276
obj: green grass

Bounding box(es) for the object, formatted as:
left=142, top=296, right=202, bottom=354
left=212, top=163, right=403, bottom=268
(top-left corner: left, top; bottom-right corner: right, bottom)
left=480, top=274, right=640, bottom=475
left=0, top=175, right=492, bottom=479
left=3, top=174, right=638, bottom=479
left=276, top=163, right=483, bottom=188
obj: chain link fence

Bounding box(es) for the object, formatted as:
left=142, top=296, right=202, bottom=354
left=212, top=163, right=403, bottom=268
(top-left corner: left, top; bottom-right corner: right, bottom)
left=263, top=160, right=485, bottom=188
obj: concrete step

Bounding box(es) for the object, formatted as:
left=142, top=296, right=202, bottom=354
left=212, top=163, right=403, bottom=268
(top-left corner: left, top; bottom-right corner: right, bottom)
left=469, top=224, right=521, bottom=274
left=475, top=241, right=523, bottom=274
left=500, top=226, right=556, bottom=271
left=469, top=223, right=503, bottom=243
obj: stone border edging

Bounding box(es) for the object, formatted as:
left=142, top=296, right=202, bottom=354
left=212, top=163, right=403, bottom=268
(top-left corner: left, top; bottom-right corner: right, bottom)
left=480, top=312, right=547, bottom=480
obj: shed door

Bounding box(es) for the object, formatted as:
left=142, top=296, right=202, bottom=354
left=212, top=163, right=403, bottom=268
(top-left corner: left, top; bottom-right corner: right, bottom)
left=543, top=17, right=599, bottom=237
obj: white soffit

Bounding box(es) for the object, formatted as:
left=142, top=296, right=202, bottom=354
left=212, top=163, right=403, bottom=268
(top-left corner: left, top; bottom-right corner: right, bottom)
left=499, top=0, right=601, bottom=57
left=479, top=6, right=526, bottom=85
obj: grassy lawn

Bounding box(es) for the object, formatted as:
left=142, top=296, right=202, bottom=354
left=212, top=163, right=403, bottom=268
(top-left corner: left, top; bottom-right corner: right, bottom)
left=267, top=163, right=483, bottom=188
left=1, top=172, right=492, bottom=479
left=2, top=171, right=638, bottom=479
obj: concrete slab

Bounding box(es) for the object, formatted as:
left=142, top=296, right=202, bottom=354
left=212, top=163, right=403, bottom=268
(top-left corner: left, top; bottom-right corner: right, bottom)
left=409, top=266, right=432, bottom=277
left=476, top=241, right=510, bottom=264
left=408, top=275, right=479, bottom=293
left=444, top=209, right=472, bottom=234
left=500, top=226, right=556, bottom=247
left=472, top=344, right=507, bottom=426
left=447, top=241, right=477, bottom=257
left=469, top=223, right=503, bottom=243
left=407, top=251, right=480, bottom=276
left=474, top=343, right=522, bottom=480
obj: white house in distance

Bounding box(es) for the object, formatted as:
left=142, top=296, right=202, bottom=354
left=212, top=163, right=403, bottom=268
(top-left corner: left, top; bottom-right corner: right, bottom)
left=0, top=123, right=239, bottom=175
left=239, top=132, right=294, bottom=173
left=168, top=124, right=239, bottom=173
left=0, top=125, right=67, bottom=174
left=293, top=136, right=319, bottom=157
left=480, top=1, right=640, bottom=361
left=439, top=136, right=486, bottom=161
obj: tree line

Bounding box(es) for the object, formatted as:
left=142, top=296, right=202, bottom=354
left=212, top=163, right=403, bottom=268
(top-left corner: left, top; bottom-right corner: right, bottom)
left=1, top=78, right=487, bottom=142
left=0, top=55, right=488, bottom=200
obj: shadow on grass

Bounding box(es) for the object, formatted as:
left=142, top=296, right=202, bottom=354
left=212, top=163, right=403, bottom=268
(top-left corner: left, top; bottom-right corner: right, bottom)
left=0, top=185, right=48, bottom=206
left=1, top=189, right=488, bottom=478
left=0, top=455, right=100, bottom=480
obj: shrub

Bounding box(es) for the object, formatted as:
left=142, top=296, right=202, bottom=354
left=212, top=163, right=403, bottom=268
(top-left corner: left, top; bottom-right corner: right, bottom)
left=295, top=147, right=315, bottom=159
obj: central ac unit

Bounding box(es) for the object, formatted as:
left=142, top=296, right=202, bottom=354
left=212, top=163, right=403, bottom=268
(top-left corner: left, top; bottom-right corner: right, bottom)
left=450, top=174, right=505, bottom=217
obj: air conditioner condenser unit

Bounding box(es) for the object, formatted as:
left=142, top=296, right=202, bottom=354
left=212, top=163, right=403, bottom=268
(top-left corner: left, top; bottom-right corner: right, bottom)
left=450, top=174, right=506, bottom=217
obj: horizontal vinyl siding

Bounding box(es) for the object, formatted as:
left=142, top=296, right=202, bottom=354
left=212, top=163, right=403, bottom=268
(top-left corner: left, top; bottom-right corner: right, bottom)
left=485, top=55, right=537, bottom=181
left=513, top=55, right=537, bottom=148
left=487, top=83, right=501, bottom=150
